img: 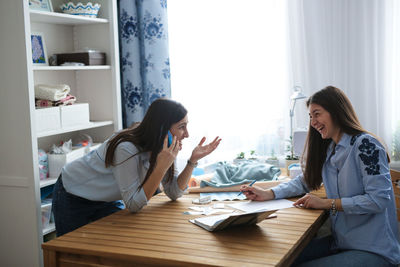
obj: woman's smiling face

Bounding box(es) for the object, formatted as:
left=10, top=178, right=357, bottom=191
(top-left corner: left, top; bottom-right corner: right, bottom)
left=169, top=115, right=189, bottom=150
left=309, top=103, right=341, bottom=143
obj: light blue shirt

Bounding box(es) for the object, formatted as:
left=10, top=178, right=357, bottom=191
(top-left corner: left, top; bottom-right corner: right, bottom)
left=272, top=133, right=400, bottom=264
left=62, top=141, right=185, bottom=213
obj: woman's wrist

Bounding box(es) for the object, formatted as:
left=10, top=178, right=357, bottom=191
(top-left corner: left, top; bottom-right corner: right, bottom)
left=263, top=189, right=275, bottom=200
left=326, top=199, right=333, bottom=210
left=153, top=161, right=170, bottom=176
left=189, top=155, right=198, bottom=163
left=327, top=199, right=342, bottom=212
left=186, top=159, right=198, bottom=168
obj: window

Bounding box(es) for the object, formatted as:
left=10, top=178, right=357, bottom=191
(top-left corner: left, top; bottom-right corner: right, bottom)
left=168, top=0, right=290, bottom=166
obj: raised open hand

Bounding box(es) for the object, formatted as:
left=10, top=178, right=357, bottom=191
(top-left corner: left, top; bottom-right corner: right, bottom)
left=190, top=136, right=221, bottom=162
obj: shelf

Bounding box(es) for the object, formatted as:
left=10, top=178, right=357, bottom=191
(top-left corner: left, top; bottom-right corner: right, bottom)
left=30, top=10, right=108, bottom=25
left=42, top=223, right=55, bottom=236
left=33, top=65, right=111, bottom=71
left=40, top=177, right=58, bottom=188
left=0, top=1, right=121, bottom=264
left=37, top=120, right=113, bottom=138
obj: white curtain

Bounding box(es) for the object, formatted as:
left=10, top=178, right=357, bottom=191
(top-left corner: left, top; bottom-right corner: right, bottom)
left=168, top=0, right=290, bottom=167
left=389, top=0, right=400, bottom=159
left=288, top=0, right=394, bottom=151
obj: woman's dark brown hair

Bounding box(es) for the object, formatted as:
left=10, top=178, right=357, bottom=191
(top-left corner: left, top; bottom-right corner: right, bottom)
left=104, top=98, right=187, bottom=186
left=302, top=86, right=367, bottom=190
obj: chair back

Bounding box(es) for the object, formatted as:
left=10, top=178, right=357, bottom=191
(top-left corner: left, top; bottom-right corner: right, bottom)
left=390, top=169, right=400, bottom=221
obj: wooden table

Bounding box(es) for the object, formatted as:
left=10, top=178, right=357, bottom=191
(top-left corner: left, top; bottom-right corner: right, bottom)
left=43, top=193, right=327, bottom=267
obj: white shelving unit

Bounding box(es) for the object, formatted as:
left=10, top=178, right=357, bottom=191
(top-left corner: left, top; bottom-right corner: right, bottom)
left=40, top=177, right=58, bottom=188
left=29, top=9, right=109, bottom=24
left=33, top=65, right=111, bottom=71
left=36, top=120, right=113, bottom=138
left=42, top=223, right=56, bottom=236
left=0, top=1, right=121, bottom=266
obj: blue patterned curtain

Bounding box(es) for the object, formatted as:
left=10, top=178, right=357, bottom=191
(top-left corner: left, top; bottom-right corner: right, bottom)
left=118, top=0, right=171, bottom=127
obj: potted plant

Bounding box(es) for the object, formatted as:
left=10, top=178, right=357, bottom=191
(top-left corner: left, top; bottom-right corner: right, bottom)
left=248, top=150, right=257, bottom=160
left=233, top=151, right=246, bottom=164
left=285, top=136, right=300, bottom=175
left=266, top=149, right=279, bottom=167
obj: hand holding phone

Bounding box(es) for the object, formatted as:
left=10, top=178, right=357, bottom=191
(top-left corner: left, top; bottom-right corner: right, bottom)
left=167, top=131, right=173, bottom=147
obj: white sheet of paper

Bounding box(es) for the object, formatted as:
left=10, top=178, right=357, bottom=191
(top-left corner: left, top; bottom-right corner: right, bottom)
left=228, top=199, right=294, bottom=213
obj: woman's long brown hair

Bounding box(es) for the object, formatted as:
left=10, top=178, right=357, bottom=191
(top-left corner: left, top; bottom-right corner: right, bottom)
left=302, top=86, right=367, bottom=190
left=104, top=98, right=187, bottom=186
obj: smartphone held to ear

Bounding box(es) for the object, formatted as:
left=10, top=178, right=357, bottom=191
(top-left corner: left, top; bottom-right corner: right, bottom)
left=167, top=131, right=173, bottom=147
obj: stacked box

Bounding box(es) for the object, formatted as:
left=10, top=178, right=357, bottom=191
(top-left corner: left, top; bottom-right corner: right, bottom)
left=35, top=107, right=61, bottom=132
left=60, top=103, right=90, bottom=128
left=35, top=103, right=90, bottom=134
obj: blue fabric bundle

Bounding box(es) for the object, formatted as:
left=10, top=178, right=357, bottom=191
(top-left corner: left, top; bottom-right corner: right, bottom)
left=200, top=161, right=281, bottom=188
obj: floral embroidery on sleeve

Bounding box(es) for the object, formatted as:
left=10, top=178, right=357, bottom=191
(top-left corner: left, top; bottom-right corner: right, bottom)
left=350, top=133, right=362, bottom=145
left=358, top=138, right=380, bottom=175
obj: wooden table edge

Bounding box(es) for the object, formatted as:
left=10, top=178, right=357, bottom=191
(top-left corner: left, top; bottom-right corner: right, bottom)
left=277, top=210, right=329, bottom=267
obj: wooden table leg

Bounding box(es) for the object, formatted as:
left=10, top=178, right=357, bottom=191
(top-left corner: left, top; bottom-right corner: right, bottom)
left=43, top=250, right=57, bottom=267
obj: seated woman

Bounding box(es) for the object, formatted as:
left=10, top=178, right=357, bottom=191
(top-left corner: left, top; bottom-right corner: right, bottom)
left=240, top=86, right=400, bottom=267
left=52, top=98, right=221, bottom=236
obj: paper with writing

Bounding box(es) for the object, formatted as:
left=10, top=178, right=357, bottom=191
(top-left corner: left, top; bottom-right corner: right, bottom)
left=228, top=199, right=294, bottom=213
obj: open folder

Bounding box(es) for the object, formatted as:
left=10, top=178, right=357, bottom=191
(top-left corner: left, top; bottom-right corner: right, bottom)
left=189, top=209, right=277, bottom=231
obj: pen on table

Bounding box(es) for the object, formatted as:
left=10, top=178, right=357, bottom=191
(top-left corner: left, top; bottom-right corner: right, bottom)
left=237, top=180, right=257, bottom=196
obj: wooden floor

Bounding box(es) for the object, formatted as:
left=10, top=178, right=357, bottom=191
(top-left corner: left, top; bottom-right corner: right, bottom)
left=43, top=193, right=327, bottom=267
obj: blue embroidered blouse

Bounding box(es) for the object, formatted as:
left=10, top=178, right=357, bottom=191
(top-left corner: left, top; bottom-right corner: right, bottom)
left=272, top=133, right=400, bottom=264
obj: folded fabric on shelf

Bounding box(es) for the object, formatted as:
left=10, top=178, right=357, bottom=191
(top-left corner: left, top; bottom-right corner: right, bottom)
left=34, top=84, right=71, bottom=101
left=35, top=94, right=77, bottom=107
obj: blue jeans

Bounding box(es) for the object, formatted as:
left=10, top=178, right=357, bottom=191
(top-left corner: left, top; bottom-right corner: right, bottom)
left=292, top=235, right=396, bottom=267
left=52, top=176, right=124, bottom=237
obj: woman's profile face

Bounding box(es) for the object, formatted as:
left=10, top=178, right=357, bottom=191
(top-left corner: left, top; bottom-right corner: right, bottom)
left=170, top=115, right=189, bottom=150
left=309, top=103, right=341, bottom=143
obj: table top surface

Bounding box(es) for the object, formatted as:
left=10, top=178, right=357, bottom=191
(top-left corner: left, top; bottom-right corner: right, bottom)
left=43, top=192, right=327, bottom=267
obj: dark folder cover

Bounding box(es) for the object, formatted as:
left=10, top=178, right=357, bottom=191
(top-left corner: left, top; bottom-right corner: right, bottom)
left=189, top=209, right=277, bottom=231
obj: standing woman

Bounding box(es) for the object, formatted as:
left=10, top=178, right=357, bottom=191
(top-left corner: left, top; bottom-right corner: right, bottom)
left=240, top=86, right=400, bottom=266
left=53, top=98, right=221, bottom=236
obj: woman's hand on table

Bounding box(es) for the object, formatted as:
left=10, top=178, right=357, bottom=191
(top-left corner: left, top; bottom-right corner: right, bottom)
left=240, top=186, right=275, bottom=201
left=293, top=193, right=330, bottom=209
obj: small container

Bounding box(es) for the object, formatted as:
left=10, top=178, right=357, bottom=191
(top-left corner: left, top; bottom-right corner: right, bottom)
left=47, top=143, right=100, bottom=178
left=60, top=2, right=101, bottom=18
left=41, top=202, right=52, bottom=230
left=48, top=146, right=87, bottom=178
